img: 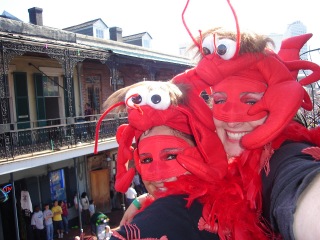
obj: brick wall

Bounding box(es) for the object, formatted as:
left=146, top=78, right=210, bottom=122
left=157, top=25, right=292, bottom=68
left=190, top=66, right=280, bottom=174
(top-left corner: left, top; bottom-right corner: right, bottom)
left=81, top=61, right=182, bottom=114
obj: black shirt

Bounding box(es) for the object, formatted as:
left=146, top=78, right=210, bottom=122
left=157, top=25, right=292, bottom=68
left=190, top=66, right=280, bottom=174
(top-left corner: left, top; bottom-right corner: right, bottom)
left=110, top=195, right=219, bottom=240
left=262, top=141, right=320, bottom=239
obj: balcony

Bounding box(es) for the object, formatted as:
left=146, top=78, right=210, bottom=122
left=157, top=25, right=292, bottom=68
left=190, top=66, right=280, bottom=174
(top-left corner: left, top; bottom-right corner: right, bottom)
left=0, top=113, right=128, bottom=162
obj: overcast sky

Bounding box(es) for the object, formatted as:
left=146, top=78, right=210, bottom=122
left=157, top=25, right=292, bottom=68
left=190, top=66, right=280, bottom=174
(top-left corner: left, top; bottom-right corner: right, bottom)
left=1, top=0, right=320, bottom=60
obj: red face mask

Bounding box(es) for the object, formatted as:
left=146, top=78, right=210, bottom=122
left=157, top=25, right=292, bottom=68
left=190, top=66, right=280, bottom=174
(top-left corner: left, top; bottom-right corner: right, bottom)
left=138, top=135, right=190, bottom=181
left=212, top=77, right=268, bottom=122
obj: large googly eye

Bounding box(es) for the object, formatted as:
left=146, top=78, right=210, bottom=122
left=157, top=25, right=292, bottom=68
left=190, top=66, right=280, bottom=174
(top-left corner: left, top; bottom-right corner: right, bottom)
left=215, top=38, right=237, bottom=60
left=146, top=88, right=171, bottom=110
left=202, top=34, right=214, bottom=55
left=125, top=85, right=148, bottom=108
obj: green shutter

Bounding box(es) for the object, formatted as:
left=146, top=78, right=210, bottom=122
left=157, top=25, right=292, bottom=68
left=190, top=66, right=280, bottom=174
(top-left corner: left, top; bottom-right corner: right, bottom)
left=34, top=73, right=47, bottom=127
left=13, top=72, right=30, bottom=129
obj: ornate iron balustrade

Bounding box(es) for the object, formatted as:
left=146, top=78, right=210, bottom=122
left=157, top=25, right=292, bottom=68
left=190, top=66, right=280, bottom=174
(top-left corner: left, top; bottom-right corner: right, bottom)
left=0, top=115, right=128, bottom=161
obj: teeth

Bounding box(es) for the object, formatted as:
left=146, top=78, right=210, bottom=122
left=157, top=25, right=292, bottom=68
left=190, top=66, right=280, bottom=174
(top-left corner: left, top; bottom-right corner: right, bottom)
left=158, top=187, right=167, bottom=192
left=226, top=131, right=246, bottom=140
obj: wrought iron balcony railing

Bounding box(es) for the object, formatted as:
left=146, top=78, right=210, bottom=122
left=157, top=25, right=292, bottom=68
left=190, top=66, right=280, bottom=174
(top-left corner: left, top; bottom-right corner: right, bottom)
left=0, top=113, right=128, bottom=161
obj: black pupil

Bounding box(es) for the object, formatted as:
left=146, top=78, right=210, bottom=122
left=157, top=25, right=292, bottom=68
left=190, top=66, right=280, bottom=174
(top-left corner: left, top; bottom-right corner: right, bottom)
left=202, top=47, right=211, bottom=55
left=132, top=95, right=142, bottom=104
left=217, top=44, right=227, bottom=55
left=151, top=94, right=161, bottom=104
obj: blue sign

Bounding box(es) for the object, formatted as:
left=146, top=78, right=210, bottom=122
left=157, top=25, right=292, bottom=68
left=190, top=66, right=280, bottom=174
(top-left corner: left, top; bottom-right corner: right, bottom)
left=49, top=169, right=66, bottom=201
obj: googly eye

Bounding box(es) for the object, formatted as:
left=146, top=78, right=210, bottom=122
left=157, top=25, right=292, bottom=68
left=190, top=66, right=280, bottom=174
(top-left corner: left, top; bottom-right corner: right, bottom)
left=125, top=85, right=148, bottom=108
left=215, top=38, right=237, bottom=60
left=147, top=87, right=171, bottom=110
left=202, top=34, right=214, bottom=55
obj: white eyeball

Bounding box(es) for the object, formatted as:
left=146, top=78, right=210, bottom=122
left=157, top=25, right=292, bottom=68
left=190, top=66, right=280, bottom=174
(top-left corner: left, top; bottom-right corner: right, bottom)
left=125, top=85, right=148, bottom=108
left=215, top=38, right=237, bottom=60
left=202, top=34, right=214, bottom=55
left=146, top=88, right=171, bottom=110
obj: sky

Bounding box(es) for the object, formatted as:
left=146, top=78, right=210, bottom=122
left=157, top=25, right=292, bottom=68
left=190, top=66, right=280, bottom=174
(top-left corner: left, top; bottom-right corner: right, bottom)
left=1, top=0, right=320, bottom=61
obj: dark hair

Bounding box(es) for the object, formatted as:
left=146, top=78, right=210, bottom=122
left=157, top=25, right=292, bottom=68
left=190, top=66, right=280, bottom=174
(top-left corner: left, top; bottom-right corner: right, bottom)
left=58, top=200, right=63, bottom=205
left=89, top=200, right=94, bottom=204
left=81, top=192, right=87, bottom=198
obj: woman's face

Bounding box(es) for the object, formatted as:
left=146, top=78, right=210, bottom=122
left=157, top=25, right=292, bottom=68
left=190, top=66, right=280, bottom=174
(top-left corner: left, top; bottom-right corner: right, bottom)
left=214, top=116, right=267, bottom=157
left=138, top=125, right=194, bottom=196
left=212, top=83, right=267, bottom=157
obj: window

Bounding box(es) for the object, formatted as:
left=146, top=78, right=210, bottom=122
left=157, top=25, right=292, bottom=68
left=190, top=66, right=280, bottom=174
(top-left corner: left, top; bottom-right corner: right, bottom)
left=86, top=75, right=101, bottom=113
left=143, top=39, right=150, bottom=48
left=96, top=29, right=104, bottom=39
left=43, top=76, right=59, bottom=96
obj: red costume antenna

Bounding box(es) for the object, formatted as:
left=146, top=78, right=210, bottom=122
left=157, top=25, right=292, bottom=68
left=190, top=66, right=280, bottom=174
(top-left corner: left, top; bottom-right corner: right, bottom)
left=182, top=0, right=241, bottom=57
left=226, top=0, right=241, bottom=58
left=181, top=0, right=201, bottom=50
left=94, top=101, right=125, bottom=154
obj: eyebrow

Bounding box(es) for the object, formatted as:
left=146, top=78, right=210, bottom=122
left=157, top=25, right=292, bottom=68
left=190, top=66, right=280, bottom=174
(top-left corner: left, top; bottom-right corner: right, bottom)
left=240, top=92, right=264, bottom=98
left=139, top=148, right=184, bottom=156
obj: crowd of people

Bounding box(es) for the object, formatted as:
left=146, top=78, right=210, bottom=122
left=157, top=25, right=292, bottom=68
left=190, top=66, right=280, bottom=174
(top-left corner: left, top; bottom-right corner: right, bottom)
left=30, top=200, right=69, bottom=240
left=28, top=191, right=100, bottom=240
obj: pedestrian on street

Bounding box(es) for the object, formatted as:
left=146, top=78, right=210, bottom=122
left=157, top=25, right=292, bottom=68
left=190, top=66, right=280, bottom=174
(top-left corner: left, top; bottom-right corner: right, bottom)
left=80, top=192, right=90, bottom=225
left=59, top=200, right=69, bottom=234
left=31, top=205, right=46, bottom=240
left=43, top=203, right=54, bottom=240
left=52, top=200, right=64, bottom=239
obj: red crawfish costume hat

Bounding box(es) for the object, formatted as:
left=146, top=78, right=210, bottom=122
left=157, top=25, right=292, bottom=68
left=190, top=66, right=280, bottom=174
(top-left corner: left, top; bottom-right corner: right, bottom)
left=173, top=0, right=320, bottom=149
left=94, top=81, right=227, bottom=193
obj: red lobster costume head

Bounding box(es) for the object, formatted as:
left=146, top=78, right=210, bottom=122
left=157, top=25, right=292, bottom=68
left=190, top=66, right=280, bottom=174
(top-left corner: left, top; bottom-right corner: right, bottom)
left=173, top=0, right=320, bottom=149
left=94, top=81, right=227, bottom=193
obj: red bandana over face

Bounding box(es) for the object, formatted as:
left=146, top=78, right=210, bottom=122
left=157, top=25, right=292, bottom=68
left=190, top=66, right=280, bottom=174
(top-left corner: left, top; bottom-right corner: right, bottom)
left=212, top=76, right=267, bottom=122
left=138, top=135, right=190, bottom=181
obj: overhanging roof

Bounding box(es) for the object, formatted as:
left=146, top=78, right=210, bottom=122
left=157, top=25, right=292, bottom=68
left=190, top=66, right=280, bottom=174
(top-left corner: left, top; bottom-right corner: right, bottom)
left=76, top=34, right=195, bottom=66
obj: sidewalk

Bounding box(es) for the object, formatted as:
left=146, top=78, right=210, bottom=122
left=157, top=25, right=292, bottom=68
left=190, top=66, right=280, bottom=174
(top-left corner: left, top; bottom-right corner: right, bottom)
left=61, top=209, right=124, bottom=240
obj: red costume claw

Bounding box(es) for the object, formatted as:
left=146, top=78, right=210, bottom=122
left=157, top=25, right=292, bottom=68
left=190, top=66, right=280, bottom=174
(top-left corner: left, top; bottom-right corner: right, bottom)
left=115, top=124, right=136, bottom=193
left=242, top=81, right=304, bottom=149
left=177, top=147, right=225, bottom=182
